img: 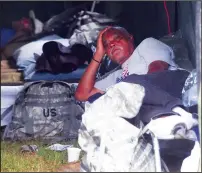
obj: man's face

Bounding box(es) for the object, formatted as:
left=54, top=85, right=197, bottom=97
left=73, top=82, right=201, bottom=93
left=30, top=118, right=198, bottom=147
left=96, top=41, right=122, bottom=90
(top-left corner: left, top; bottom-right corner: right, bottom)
left=102, top=28, right=134, bottom=64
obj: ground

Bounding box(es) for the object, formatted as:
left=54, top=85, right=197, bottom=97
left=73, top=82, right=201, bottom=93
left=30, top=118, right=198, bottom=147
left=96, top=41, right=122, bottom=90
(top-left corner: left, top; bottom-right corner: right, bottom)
left=1, top=140, right=81, bottom=172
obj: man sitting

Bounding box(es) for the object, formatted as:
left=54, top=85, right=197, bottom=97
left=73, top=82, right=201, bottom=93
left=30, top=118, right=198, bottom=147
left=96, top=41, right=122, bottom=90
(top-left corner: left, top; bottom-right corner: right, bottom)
left=75, top=27, right=177, bottom=101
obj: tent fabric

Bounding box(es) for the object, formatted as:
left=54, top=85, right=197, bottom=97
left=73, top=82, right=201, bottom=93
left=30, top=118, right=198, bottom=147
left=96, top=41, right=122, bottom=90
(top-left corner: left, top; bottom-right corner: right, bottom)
left=0, top=1, right=199, bottom=68
left=177, top=1, right=197, bottom=68
left=97, top=1, right=176, bottom=46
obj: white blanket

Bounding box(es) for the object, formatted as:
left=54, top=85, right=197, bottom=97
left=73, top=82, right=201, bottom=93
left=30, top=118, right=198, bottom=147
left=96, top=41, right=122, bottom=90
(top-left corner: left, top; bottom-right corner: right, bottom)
left=78, top=82, right=147, bottom=172
left=78, top=81, right=200, bottom=172
left=1, top=85, right=24, bottom=126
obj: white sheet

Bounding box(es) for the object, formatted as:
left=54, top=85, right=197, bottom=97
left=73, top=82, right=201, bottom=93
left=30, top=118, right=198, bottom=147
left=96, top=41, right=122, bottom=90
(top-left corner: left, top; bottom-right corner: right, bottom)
left=13, top=34, right=70, bottom=71
left=1, top=85, right=24, bottom=126
left=79, top=82, right=146, bottom=172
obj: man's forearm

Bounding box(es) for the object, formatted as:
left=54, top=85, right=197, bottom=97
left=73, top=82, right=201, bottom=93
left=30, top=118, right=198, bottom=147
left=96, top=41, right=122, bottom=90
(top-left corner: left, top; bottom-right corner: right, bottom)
left=75, top=52, right=103, bottom=100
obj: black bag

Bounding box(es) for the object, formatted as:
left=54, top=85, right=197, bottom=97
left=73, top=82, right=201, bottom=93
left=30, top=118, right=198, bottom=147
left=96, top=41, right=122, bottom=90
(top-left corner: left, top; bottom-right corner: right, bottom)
left=35, top=42, right=93, bottom=74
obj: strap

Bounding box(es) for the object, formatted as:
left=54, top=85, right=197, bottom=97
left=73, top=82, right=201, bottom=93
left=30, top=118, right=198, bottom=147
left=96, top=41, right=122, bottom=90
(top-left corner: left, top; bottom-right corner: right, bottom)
left=1, top=105, right=13, bottom=120
left=24, top=100, right=73, bottom=107
left=93, top=58, right=101, bottom=64
left=25, top=93, right=71, bottom=99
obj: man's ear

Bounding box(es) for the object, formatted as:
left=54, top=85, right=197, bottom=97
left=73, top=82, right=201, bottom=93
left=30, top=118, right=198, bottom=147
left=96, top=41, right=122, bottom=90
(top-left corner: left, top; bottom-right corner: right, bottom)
left=129, top=35, right=135, bottom=47
left=130, top=35, right=134, bottom=42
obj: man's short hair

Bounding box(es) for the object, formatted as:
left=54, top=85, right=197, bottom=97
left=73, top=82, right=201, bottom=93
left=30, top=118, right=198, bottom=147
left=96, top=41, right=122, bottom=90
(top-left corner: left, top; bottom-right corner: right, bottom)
left=112, top=26, right=130, bottom=37
left=102, top=26, right=132, bottom=42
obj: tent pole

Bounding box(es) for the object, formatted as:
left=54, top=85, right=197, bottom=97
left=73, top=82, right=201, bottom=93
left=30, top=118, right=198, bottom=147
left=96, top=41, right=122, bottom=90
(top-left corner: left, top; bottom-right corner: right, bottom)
left=91, top=1, right=97, bottom=12
left=195, top=1, right=201, bottom=172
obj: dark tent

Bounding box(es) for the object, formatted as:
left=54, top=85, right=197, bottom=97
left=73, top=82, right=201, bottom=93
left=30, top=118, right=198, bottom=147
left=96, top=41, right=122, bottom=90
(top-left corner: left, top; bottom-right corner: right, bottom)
left=0, top=1, right=201, bottom=171
left=0, top=1, right=200, bottom=68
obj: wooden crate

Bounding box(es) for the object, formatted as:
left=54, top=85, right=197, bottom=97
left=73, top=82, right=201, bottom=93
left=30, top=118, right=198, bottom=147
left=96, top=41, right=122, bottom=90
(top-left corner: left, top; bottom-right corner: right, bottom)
left=1, top=59, right=24, bottom=83
left=1, top=72, right=23, bottom=83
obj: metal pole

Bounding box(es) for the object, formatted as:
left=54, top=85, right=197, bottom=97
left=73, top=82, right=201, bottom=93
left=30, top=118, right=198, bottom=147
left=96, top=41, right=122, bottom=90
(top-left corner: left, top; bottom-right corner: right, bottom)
left=91, top=1, right=97, bottom=12
left=150, top=132, right=162, bottom=172
left=195, top=1, right=201, bottom=172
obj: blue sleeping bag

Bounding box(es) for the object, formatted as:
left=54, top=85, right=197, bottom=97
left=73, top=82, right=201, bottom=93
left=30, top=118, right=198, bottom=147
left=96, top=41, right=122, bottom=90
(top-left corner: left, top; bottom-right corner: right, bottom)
left=26, top=65, right=87, bottom=81
left=0, top=28, right=16, bottom=48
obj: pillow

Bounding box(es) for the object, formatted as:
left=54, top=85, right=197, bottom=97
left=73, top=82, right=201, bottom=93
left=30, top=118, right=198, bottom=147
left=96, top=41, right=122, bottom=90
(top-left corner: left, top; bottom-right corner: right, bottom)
left=13, top=34, right=70, bottom=70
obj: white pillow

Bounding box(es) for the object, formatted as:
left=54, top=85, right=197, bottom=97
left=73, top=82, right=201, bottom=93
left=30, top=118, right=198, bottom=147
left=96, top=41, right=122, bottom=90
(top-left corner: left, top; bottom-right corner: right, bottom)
left=13, top=34, right=70, bottom=70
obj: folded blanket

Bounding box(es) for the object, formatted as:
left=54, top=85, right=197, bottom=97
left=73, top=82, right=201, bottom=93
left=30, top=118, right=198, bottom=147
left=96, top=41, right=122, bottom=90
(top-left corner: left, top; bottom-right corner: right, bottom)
left=123, top=70, right=190, bottom=123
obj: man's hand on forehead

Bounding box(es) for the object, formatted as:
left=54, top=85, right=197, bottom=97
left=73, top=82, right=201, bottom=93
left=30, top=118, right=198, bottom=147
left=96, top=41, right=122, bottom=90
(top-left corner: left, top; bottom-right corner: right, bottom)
left=101, top=26, right=112, bottom=35
left=95, top=27, right=113, bottom=57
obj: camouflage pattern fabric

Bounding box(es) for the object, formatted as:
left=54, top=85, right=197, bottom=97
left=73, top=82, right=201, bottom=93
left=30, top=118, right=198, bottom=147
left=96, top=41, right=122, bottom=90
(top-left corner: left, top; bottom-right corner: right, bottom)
left=3, top=81, right=84, bottom=142
left=182, top=69, right=198, bottom=107
left=182, top=69, right=197, bottom=94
